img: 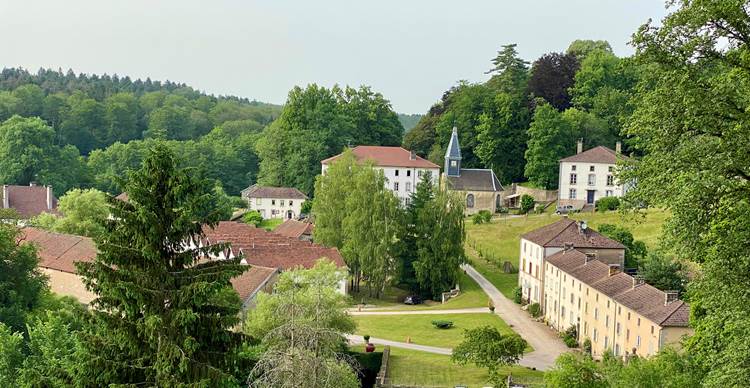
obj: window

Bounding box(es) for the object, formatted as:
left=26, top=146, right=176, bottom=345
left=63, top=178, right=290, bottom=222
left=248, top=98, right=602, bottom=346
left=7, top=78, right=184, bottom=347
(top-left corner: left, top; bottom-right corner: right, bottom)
left=618, top=306, right=621, bottom=315
left=593, top=328, right=598, bottom=343
left=627, top=312, right=631, bottom=320
left=417, top=170, right=423, bottom=178
left=570, top=173, right=577, bottom=184
left=651, top=326, right=655, bottom=334
left=608, top=166, right=614, bottom=172
left=570, top=293, right=574, bottom=303
left=450, top=160, right=457, bottom=168
left=406, top=182, right=412, bottom=192
left=280, top=200, right=285, bottom=206
left=572, top=165, right=577, bottom=171
left=466, top=194, right=475, bottom=208
left=588, top=174, right=596, bottom=185
left=578, top=297, right=581, bottom=309
left=569, top=189, right=577, bottom=199
left=607, top=175, right=614, bottom=186
left=561, top=306, right=566, bottom=317
left=570, top=311, right=574, bottom=324
left=626, top=329, right=630, bottom=340
left=407, top=170, right=411, bottom=177
left=616, top=322, right=621, bottom=335
left=289, top=201, right=293, bottom=206
left=596, top=293, right=599, bottom=302
left=636, top=335, right=641, bottom=347
left=615, top=343, right=621, bottom=356
left=255, top=198, right=261, bottom=205
left=605, top=315, right=609, bottom=328
left=393, top=182, right=399, bottom=191
left=585, top=302, right=588, bottom=313
left=594, top=308, right=599, bottom=320
left=607, top=300, right=610, bottom=308
left=584, top=322, right=588, bottom=335
left=395, top=169, right=399, bottom=176
left=606, top=190, right=613, bottom=197
left=271, top=200, right=276, bottom=206
left=637, top=318, right=641, bottom=326
left=405, top=197, right=411, bottom=206
left=590, top=165, right=595, bottom=172
left=604, top=336, right=609, bottom=349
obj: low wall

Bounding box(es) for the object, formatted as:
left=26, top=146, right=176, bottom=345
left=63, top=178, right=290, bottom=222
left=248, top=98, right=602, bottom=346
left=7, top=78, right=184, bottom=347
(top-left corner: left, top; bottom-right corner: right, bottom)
left=515, top=184, right=558, bottom=202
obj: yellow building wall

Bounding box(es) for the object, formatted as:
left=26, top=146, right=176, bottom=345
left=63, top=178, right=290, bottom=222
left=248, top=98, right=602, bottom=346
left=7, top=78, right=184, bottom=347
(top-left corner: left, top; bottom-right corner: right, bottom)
left=454, top=190, right=501, bottom=215
left=41, top=268, right=96, bottom=305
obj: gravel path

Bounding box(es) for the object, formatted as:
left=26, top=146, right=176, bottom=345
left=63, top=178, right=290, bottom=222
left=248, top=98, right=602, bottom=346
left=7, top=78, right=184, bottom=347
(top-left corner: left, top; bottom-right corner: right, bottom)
left=347, top=307, right=488, bottom=315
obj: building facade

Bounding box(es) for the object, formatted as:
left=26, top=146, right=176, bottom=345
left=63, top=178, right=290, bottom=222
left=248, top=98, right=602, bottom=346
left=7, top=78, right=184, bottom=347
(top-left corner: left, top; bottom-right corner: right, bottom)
left=558, top=141, right=629, bottom=208
left=543, top=248, right=691, bottom=359
left=321, top=146, right=440, bottom=206
left=442, top=127, right=504, bottom=214
left=241, top=185, right=308, bottom=220
left=518, top=217, right=625, bottom=309
left=1, top=184, right=57, bottom=218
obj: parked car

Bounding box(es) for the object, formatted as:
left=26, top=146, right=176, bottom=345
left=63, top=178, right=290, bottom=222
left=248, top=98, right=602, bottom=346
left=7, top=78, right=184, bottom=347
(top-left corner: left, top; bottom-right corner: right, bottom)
left=403, top=295, right=423, bottom=305
left=555, top=204, right=576, bottom=215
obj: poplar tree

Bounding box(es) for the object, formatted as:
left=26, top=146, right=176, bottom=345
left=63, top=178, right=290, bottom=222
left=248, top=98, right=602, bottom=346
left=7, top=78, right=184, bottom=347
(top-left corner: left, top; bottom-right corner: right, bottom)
left=399, top=172, right=435, bottom=292
left=76, top=143, right=248, bottom=386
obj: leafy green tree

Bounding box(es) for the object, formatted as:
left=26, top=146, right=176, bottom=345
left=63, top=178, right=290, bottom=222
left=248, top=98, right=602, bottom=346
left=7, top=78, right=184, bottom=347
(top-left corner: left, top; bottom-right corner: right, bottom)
left=399, top=172, right=435, bottom=291
left=474, top=92, right=530, bottom=183
left=0, top=323, right=23, bottom=385
left=242, top=210, right=263, bottom=227
left=604, top=349, right=703, bottom=388
left=104, top=92, right=140, bottom=143
left=60, top=93, right=105, bottom=154
left=413, top=189, right=465, bottom=298
left=639, top=252, right=688, bottom=293
left=528, top=52, right=580, bottom=110
left=562, top=108, right=616, bottom=150
left=0, top=91, right=20, bottom=122
left=312, top=150, right=358, bottom=249
left=16, top=312, right=84, bottom=386
left=452, top=325, right=527, bottom=386
left=524, top=103, right=573, bottom=188
left=0, top=115, right=58, bottom=185
left=76, top=144, right=249, bottom=386
left=32, top=188, right=109, bottom=238
left=336, top=85, right=403, bottom=147
left=520, top=194, right=535, bottom=214
left=544, top=353, right=607, bottom=388
left=11, top=84, right=45, bottom=117
left=0, top=224, right=47, bottom=334
left=596, top=224, right=647, bottom=268
left=566, top=40, right=613, bottom=60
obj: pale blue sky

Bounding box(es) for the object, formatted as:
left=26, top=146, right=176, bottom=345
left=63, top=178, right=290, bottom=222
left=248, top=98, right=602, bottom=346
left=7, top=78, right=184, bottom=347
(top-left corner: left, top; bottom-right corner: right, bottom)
left=1, top=0, right=666, bottom=113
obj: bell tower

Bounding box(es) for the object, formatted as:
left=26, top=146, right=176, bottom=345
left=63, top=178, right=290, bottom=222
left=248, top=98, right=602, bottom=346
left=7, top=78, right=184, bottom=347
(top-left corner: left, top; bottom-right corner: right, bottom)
left=444, top=126, right=461, bottom=177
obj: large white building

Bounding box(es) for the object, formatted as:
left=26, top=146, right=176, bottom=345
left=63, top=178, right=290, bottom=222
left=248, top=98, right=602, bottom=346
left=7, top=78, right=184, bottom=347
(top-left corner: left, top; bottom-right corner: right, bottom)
left=558, top=141, right=630, bottom=207
left=321, top=146, right=440, bottom=206
left=241, top=185, right=308, bottom=220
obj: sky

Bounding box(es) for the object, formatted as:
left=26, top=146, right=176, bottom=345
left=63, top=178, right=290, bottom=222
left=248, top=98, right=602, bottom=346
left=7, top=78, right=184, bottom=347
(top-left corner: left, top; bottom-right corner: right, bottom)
left=0, top=0, right=667, bottom=114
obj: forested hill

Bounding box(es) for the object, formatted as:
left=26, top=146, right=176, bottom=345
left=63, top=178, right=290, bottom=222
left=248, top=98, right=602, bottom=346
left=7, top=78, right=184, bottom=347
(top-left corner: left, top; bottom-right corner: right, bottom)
left=0, top=67, right=282, bottom=154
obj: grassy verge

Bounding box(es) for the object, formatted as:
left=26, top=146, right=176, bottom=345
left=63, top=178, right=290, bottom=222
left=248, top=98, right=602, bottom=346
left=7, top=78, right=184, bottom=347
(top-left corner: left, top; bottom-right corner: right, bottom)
left=384, top=347, right=544, bottom=388
left=260, top=218, right=284, bottom=230
left=352, top=312, right=528, bottom=351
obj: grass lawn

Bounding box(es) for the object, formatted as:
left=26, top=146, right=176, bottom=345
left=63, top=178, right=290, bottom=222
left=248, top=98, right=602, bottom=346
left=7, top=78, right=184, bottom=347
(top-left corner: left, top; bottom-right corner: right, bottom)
left=383, top=347, right=545, bottom=388
left=466, top=209, right=669, bottom=299
left=348, top=271, right=489, bottom=311
left=260, top=218, right=284, bottom=230
left=352, top=312, right=527, bottom=350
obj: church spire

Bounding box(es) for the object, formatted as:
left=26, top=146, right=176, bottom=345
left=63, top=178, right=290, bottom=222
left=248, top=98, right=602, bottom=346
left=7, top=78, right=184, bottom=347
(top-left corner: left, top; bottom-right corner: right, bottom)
left=445, top=126, right=461, bottom=177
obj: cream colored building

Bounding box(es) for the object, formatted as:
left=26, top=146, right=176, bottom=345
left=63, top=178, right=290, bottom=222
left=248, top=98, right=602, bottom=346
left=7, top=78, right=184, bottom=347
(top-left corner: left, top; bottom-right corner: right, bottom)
left=544, top=248, right=691, bottom=359
left=558, top=140, right=631, bottom=208
left=241, top=185, right=308, bottom=220
left=518, top=217, right=625, bottom=308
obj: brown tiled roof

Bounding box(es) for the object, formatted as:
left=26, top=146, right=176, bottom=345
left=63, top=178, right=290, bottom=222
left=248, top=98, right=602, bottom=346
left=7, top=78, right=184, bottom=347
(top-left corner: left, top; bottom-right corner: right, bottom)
left=242, top=185, right=308, bottom=200
left=202, top=221, right=346, bottom=269
left=273, top=219, right=314, bottom=239
left=522, top=218, right=625, bottom=249
left=19, top=227, right=96, bottom=274
left=321, top=146, right=440, bottom=169
left=446, top=169, right=504, bottom=192
left=1, top=185, right=57, bottom=218
left=546, top=249, right=690, bottom=327
left=230, top=265, right=279, bottom=303
left=559, top=146, right=629, bottom=164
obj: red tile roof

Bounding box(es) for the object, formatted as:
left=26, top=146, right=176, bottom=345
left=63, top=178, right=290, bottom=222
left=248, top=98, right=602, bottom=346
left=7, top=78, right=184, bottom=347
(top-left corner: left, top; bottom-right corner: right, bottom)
left=202, top=221, right=346, bottom=270
left=546, top=249, right=690, bottom=327
left=1, top=185, right=57, bottom=218
left=273, top=219, right=314, bottom=239
left=559, top=146, right=630, bottom=164
left=231, top=265, right=279, bottom=303
left=321, top=146, right=440, bottom=169
left=19, top=227, right=96, bottom=274
left=521, top=218, right=625, bottom=249
left=241, top=185, right=308, bottom=200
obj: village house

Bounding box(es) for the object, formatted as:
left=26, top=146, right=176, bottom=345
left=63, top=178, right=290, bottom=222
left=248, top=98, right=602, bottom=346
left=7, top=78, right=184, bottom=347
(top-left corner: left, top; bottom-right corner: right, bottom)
left=558, top=140, right=630, bottom=209
left=442, top=127, right=504, bottom=214
left=543, top=247, right=691, bottom=359
left=321, top=145, right=440, bottom=207
left=518, top=217, right=625, bottom=309
left=273, top=218, right=314, bottom=241
left=1, top=184, right=57, bottom=218
left=241, top=184, right=308, bottom=220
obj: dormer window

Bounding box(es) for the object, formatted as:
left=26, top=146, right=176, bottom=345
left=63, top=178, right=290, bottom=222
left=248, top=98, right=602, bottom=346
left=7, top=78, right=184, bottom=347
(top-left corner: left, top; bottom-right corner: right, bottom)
left=589, top=165, right=595, bottom=172
left=572, top=165, right=577, bottom=171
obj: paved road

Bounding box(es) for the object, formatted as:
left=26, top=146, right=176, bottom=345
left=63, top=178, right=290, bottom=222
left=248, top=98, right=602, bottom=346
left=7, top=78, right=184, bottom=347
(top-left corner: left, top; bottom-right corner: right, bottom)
left=347, top=334, right=452, bottom=355
left=462, top=264, right=569, bottom=370
left=348, top=307, right=488, bottom=316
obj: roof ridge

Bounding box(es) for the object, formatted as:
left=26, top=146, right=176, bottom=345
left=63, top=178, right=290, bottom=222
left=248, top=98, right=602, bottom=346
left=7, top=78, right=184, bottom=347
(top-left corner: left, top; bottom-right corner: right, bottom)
left=657, top=300, right=685, bottom=326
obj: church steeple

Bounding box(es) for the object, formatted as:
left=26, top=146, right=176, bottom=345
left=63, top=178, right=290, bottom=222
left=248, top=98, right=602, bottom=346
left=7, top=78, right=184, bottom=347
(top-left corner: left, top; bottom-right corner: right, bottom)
left=445, top=126, right=462, bottom=177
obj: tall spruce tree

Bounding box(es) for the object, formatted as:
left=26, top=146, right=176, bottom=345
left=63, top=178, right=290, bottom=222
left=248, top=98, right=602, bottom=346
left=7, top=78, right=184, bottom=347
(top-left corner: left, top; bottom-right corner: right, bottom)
left=399, top=172, right=435, bottom=293
left=76, top=143, right=249, bottom=386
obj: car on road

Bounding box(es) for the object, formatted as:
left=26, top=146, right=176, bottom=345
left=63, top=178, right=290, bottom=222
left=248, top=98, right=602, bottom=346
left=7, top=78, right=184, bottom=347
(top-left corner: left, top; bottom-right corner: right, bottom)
left=555, top=204, right=577, bottom=214
left=403, top=295, right=423, bottom=305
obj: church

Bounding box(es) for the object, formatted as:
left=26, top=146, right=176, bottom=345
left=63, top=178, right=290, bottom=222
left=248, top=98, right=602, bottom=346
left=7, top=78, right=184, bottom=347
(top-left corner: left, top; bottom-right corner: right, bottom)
left=442, top=127, right=505, bottom=214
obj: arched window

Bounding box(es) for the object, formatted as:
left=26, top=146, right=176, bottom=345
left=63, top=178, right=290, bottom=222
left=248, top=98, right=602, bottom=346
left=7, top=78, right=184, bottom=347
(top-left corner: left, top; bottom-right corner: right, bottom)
left=466, top=194, right=475, bottom=208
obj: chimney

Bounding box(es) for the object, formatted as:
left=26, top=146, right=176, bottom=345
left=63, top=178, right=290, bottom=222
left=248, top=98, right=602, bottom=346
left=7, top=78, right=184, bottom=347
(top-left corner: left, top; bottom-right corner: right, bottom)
left=578, top=220, right=588, bottom=234
left=615, top=141, right=622, bottom=154
left=585, top=252, right=597, bottom=263
left=576, top=139, right=583, bottom=154
left=409, top=150, right=416, bottom=160
left=632, top=276, right=645, bottom=289
left=29, top=181, right=37, bottom=187
left=46, top=186, right=53, bottom=210
left=608, top=264, right=620, bottom=277
left=2, top=185, right=8, bottom=209
left=664, top=291, right=679, bottom=306
left=563, top=242, right=574, bottom=251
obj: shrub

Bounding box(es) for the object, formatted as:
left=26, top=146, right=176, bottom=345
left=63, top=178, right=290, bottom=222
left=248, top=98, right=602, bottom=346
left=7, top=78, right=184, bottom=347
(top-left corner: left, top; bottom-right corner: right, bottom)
left=563, top=335, right=578, bottom=348
left=496, top=206, right=509, bottom=214
left=229, top=196, right=248, bottom=208
left=472, top=213, right=485, bottom=225
left=478, top=210, right=492, bottom=223
left=242, top=210, right=263, bottom=227
left=561, top=326, right=578, bottom=348
left=513, top=287, right=523, bottom=304
left=528, top=302, right=541, bottom=318
left=431, top=320, right=454, bottom=329
left=363, top=334, right=370, bottom=343
left=488, top=299, right=495, bottom=312
left=582, top=338, right=592, bottom=356
left=596, top=196, right=620, bottom=212
left=520, top=195, right=535, bottom=214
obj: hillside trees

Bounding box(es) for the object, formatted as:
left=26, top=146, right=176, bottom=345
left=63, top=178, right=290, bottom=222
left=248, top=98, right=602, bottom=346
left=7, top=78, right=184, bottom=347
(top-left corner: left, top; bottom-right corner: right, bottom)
left=0, top=224, right=47, bottom=334
left=31, top=188, right=109, bottom=238
left=76, top=144, right=249, bottom=385
left=524, top=103, right=573, bottom=188
left=399, top=172, right=435, bottom=291
left=528, top=52, right=580, bottom=110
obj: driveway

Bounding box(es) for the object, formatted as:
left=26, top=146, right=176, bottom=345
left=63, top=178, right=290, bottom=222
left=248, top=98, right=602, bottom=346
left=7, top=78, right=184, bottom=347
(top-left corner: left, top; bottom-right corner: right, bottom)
left=461, top=264, right=569, bottom=370
left=347, top=307, right=488, bottom=316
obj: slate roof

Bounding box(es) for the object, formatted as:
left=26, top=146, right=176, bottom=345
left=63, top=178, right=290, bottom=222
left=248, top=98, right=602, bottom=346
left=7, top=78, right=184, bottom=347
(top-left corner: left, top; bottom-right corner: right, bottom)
left=202, top=221, right=346, bottom=269
left=321, top=146, right=440, bottom=169
left=230, top=265, right=279, bottom=303
left=559, top=145, right=629, bottom=164
left=273, top=219, right=314, bottom=239
left=241, top=185, right=308, bottom=200
left=445, top=127, right=462, bottom=160
left=521, top=218, right=625, bottom=249
left=445, top=169, right=503, bottom=192
left=20, top=227, right=96, bottom=274
left=1, top=185, right=57, bottom=218
left=546, top=248, right=690, bottom=327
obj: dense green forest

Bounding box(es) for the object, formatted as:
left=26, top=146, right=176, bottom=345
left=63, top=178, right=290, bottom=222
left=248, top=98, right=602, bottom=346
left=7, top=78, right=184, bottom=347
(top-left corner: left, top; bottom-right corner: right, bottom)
left=397, top=113, right=422, bottom=132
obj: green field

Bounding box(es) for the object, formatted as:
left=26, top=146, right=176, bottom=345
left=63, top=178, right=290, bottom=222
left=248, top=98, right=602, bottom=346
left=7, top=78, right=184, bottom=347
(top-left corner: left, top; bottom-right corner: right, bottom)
left=384, top=347, right=544, bottom=388
left=348, top=271, right=489, bottom=311
left=260, top=218, right=284, bottom=230
left=352, top=312, right=523, bottom=350
left=466, top=209, right=669, bottom=298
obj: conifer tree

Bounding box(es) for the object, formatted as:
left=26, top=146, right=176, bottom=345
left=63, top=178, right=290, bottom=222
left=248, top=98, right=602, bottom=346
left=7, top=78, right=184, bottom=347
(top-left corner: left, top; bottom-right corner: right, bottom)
left=77, top=143, right=248, bottom=386
left=399, top=172, right=435, bottom=292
